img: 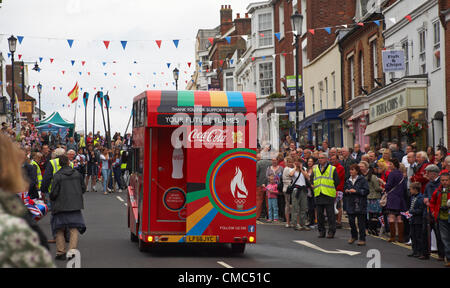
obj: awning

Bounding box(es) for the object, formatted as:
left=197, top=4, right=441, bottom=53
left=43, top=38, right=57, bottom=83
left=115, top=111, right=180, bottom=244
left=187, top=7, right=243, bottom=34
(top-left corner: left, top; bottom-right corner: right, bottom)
left=364, top=110, right=408, bottom=136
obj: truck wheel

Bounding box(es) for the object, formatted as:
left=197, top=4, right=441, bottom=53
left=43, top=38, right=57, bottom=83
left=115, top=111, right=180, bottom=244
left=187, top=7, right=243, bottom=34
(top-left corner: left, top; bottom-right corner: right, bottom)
left=138, top=239, right=147, bottom=252
left=130, top=232, right=138, bottom=243
left=231, top=243, right=246, bottom=254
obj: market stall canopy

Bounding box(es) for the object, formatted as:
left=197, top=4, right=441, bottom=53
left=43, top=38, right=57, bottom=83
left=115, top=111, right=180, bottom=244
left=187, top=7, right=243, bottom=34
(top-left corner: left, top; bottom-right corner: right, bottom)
left=36, top=112, right=74, bottom=136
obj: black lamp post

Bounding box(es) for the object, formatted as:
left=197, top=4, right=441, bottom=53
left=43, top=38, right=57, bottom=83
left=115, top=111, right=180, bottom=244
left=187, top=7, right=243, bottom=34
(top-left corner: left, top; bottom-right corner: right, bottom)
left=173, top=67, right=179, bottom=91
left=290, top=11, right=303, bottom=144
left=37, top=82, right=42, bottom=121
left=8, top=35, right=17, bottom=127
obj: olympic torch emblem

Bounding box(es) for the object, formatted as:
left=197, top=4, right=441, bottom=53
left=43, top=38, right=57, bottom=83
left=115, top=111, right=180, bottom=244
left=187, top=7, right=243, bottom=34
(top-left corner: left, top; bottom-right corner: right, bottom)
left=230, top=167, right=248, bottom=210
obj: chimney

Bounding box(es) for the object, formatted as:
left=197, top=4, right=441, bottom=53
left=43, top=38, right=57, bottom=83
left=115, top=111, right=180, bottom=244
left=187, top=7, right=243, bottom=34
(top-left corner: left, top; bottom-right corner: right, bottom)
left=245, top=13, right=249, bottom=18
left=237, top=13, right=240, bottom=19
left=220, top=5, right=233, bottom=35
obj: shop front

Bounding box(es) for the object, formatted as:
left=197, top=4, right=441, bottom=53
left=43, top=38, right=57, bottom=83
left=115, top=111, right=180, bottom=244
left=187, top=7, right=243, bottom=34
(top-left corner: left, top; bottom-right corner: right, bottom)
left=298, top=109, right=343, bottom=148
left=364, top=78, right=428, bottom=151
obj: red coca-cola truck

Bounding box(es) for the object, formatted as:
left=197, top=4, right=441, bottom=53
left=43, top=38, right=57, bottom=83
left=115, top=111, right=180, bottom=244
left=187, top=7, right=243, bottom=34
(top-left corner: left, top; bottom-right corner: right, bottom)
left=128, top=90, right=257, bottom=253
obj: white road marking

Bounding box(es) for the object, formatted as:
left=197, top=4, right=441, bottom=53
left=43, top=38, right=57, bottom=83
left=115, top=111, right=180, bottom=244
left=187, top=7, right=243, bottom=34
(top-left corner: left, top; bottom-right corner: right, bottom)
left=294, top=240, right=361, bottom=256
left=217, top=261, right=233, bottom=268
left=116, top=196, right=124, bottom=202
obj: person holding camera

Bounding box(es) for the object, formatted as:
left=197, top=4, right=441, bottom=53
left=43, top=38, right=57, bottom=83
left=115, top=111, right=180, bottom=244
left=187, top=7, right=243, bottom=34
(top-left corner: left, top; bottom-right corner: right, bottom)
left=289, top=158, right=310, bottom=231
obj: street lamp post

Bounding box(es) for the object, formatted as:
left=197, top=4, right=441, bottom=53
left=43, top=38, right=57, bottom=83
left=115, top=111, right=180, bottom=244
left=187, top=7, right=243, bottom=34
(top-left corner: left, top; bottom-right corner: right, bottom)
left=8, top=35, right=17, bottom=128
left=291, top=11, right=303, bottom=144
left=37, top=82, right=42, bottom=121
left=173, top=67, right=179, bottom=91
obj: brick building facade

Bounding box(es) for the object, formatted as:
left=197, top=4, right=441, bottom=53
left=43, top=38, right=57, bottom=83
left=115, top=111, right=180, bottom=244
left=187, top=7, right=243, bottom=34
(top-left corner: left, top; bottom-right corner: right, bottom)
left=208, top=5, right=251, bottom=90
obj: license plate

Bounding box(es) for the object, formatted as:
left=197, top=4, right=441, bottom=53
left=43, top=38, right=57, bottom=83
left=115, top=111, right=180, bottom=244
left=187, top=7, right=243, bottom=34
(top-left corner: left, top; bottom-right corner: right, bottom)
left=186, top=235, right=217, bottom=243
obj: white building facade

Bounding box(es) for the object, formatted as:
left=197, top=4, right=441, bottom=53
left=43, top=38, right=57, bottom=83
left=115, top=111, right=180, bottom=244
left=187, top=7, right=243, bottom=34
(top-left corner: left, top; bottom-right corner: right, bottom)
left=383, top=0, right=447, bottom=148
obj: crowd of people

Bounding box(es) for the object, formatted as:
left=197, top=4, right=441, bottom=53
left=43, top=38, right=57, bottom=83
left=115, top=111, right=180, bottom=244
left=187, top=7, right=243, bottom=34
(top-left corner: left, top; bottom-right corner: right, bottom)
left=257, top=136, right=450, bottom=267
left=0, top=120, right=131, bottom=267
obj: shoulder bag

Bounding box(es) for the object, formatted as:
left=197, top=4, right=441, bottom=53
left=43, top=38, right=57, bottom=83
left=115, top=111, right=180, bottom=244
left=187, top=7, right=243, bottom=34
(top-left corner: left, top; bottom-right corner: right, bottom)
left=286, top=169, right=302, bottom=195
left=380, top=177, right=405, bottom=207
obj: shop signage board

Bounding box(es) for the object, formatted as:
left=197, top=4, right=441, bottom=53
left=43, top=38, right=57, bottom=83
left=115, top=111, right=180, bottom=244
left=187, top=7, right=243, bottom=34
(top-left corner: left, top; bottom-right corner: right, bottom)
left=369, top=90, right=406, bottom=123
left=382, top=50, right=405, bottom=72
left=286, top=75, right=302, bottom=90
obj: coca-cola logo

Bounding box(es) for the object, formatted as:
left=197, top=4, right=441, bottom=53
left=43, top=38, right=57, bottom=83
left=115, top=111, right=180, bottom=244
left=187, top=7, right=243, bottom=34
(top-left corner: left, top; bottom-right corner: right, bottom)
left=188, top=129, right=227, bottom=143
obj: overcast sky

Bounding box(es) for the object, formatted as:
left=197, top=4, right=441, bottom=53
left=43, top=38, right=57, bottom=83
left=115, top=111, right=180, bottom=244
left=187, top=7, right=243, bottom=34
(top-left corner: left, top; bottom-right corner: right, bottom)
left=0, top=0, right=251, bottom=134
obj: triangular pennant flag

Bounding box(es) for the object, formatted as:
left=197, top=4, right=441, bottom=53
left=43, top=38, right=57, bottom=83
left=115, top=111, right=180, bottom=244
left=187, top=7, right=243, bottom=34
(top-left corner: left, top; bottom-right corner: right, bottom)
left=79, top=72, right=82, bottom=75
left=103, top=41, right=110, bottom=49
left=241, top=35, right=248, bottom=42
left=71, top=60, right=75, bottom=66
left=173, top=39, right=179, bottom=48
left=39, top=57, right=43, bottom=63
left=50, top=58, right=54, bottom=63
left=274, top=32, right=281, bottom=41
left=67, top=39, right=74, bottom=48
left=88, top=72, right=90, bottom=76
left=155, top=40, right=162, bottom=48
left=283, top=53, right=287, bottom=57
left=7, top=53, right=11, bottom=58
left=18, top=55, right=22, bottom=60
left=374, top=20, right=380, bottom=27
left=104, top=73, right=107, bottom=76
left=342, top=24, right=348, bottom=29
left=187, top=62, right=192, bottom=68
left=121, top=40, right=127, bottom=50
left=225, top=36, right=231, bottom=44
left=251, top=57, right=255, bottom=62
left=62, top=71, right=65, bottom=75
left=17, top=36, right=24, bottom=44
left=309, top=29, right=315, bottom=35
left=219, top=60, right=224, bottom=66
left=230, top=59, right=234, bottom=65
left=324, top=27, right=332, bottom=34
left=167, top=63, right=171, bottom=69
left=405, top=15, right=412, bottom=22
left=102, top=62, right=107, bottom=66
left=208, top=37, right=214, bottom=45
left=81, top=61, right=86, bottom=66
left=357, top=22, right=364, bottom=26
left=262, top=56, right=266, bottom=60
left=129, top=73, right=132, bottom=76
left=198, top=61, right=202, bottom=67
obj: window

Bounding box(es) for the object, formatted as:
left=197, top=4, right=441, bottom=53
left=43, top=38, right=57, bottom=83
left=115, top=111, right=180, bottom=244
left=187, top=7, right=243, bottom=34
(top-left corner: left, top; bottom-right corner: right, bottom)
left=401, top=40, right=409, bottom=76
left=311, top=87, right=315, bottom=114
left=258, top=12, right=273, bottom=47
left=349, top=56, right=355, bottom=99
left=225, top=72, right=234, bottom=91
left=433, top=21, right=441, bottom=69
left=133, top=102, right=139, bottom=128
left=331, top=72, right=336, bottom=107
left=259, top=62, right=273, bottom=96
left=419, top=29, right=426, bottom=74
left=319, top=81, right=323, bottom=110
left=371, top=40, right=378, bottom=87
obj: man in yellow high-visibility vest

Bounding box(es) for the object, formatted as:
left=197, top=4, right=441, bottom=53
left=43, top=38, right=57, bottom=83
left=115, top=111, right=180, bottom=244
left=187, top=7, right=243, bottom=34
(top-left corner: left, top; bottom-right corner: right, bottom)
left=30, top=152, right=43, bottom=191
left=309, top=152, right=340, bottom=239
